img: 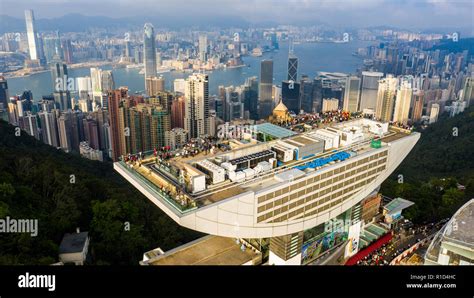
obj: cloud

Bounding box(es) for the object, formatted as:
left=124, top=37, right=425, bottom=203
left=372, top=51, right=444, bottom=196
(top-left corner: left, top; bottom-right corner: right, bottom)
left=0, top=0, right=472, bottom=30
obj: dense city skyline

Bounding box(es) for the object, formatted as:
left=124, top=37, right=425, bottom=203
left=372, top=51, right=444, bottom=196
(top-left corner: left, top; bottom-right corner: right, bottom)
left=0, top=2, right=473, bottom=296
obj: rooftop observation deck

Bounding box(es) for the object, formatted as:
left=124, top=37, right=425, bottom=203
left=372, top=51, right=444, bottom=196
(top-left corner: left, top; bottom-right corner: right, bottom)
left=142, top=235, right=262, bottom=265
left=116, top=123, right=414, bottom=214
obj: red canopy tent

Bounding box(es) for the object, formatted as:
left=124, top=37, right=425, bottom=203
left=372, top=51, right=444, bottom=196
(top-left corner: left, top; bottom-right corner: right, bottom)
left=345, top=232, right=393, bottom=266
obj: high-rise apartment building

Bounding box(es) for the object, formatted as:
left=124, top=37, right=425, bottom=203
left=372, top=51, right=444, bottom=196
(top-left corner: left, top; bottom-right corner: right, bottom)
left=184, top=73, right=209, bottom=138
left=126, top=103, right=170, bottom=154
left=171, top=96, right=186, bottom=129
left=393, top=79, right=413, bottom=125
left=83, top=118, right=100, bottom=150
left=108, top=88, right=129, bottom=161
left=145, top=76, right=165, bottom=97
left=375, top=75, right=398, bottom=122
left=462, top=76, right=473, bottom=106
left=20, top=112, right=40, bottom=140
left=322, top=98, right=339, bottom=112
left=38, top=110, right=60, bottom=147
left=411, top=90, right=424, bottom=123
left=57, top=112, right=73, bottom=152
left=174, top=79, right=186, bottom=94
left=429, top=103, right=440, bottom=124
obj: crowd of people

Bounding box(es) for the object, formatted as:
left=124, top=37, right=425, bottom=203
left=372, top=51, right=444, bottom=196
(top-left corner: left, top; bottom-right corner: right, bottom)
left=283, top=110, right=356, bottom=131
left=355, top=243, right=391, bottom=266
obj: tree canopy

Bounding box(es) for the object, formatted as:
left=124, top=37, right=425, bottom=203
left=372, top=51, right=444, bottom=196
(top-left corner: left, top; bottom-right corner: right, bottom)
left=0, top=120, right=201, bottom=265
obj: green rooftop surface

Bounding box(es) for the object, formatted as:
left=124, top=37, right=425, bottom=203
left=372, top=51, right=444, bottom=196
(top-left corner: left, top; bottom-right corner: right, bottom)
left=255, top=123, right=297, bottom=139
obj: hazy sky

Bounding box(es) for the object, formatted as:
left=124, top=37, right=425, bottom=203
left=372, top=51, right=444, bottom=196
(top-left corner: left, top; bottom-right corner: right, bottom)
left=1, top=0, right=473, bottom=30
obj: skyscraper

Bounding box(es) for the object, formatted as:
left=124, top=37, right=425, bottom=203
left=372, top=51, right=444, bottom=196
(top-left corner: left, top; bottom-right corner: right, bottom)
left=375, top=75, right=398, bottom=122
left=100, top=70, right=115, bottom=93
left=51, top=56, right=71, bottom=111
left=61, top=39, right=73, bottom=64
left=299, top=76, right=314, bottom=113
left=322, top=98, right=339, bottom=112
left=20, top=112, right=40, bottom=140
left=312, top=72, right=347, bottom=113
left=184, top=73, right=209, bottom=138
left=282, top=80, right=301, bottom=114
left=198, top=34, right=208, bottom=62
left=360, top=71, right=384, bottom=112
left=244, top=76, right=259, bottom=120
left=0, top=76, right=9, bottom=109
left=259, top=60, right=273, bottom=119
left=287, top=52, right=298, bottom=82
left=58, top=112, right=73, bottom=152
left=83, top=118, right=100, bottom=150
left=174, top=79, right=186, bottom=94
left=411, top=90, right=424, bottom=123
left=343, top=76, right=361, bottom=113
left=143, top=23, right=157, bottom=80
left=145, top=76, right=165, bottom=97
left=38, top=110, right=60, bottom=147
left=462, top=76, right=473, bottom=106
left=76, top=76, right=92, bottom=101
left=429, top=104, right=440, bottom=124
left=171, top=96, right=186, bottom=129
left=225, top=86, right=244, bottom=120
left=43, top=33, right=62, bottom=64
left=108, top=88, right=128, bottom=161
left=90, top=67, right=103, bottom=104
left=393, top=79, right=413, bottom=125
left=24, top=10, right=44, bottom=64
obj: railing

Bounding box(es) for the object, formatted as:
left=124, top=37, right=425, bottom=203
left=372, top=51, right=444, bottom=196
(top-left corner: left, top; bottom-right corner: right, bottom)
left=117, top=160, right=197, bottom=213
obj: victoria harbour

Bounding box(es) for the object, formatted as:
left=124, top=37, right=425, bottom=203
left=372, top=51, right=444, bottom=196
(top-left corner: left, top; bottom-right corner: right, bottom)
left=8, top=40, right=372, bottom=99
left=1, top=1, right=473, bottom=290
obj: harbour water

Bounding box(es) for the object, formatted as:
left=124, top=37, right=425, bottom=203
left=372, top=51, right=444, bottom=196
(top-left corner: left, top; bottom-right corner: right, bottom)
left=8, top=40, right=374, bottom=100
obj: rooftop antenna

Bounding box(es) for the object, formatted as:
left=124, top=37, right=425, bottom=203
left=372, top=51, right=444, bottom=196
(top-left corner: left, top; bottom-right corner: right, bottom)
left=289, top=35, right=294, bottom=56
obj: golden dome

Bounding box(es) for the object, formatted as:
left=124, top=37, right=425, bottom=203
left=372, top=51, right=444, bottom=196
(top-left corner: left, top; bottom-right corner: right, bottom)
left=273, top=101, right=288, bottom=112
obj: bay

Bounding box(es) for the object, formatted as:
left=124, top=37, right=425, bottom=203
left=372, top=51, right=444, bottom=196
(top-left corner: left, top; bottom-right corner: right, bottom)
left=8, top=40, right=374, bottom=100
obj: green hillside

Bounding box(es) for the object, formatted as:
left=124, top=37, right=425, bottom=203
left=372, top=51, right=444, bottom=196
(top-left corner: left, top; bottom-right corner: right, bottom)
left=381, top=105, right=474, bottom=223
left=0, top=120, right=201, bottom=265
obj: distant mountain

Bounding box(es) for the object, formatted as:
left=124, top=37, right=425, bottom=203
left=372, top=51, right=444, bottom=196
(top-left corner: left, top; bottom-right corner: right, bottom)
left=0, top=13, right=251, bottom=34
left=0, top=15, right=25, bottom=33
left=428, top=38, right=474, bottom=55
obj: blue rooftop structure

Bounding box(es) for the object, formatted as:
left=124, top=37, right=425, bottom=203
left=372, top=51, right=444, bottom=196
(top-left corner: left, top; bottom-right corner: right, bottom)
left=255, top=123, right=297, bottom=140
left=295, top=151, right=353, bottom=171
